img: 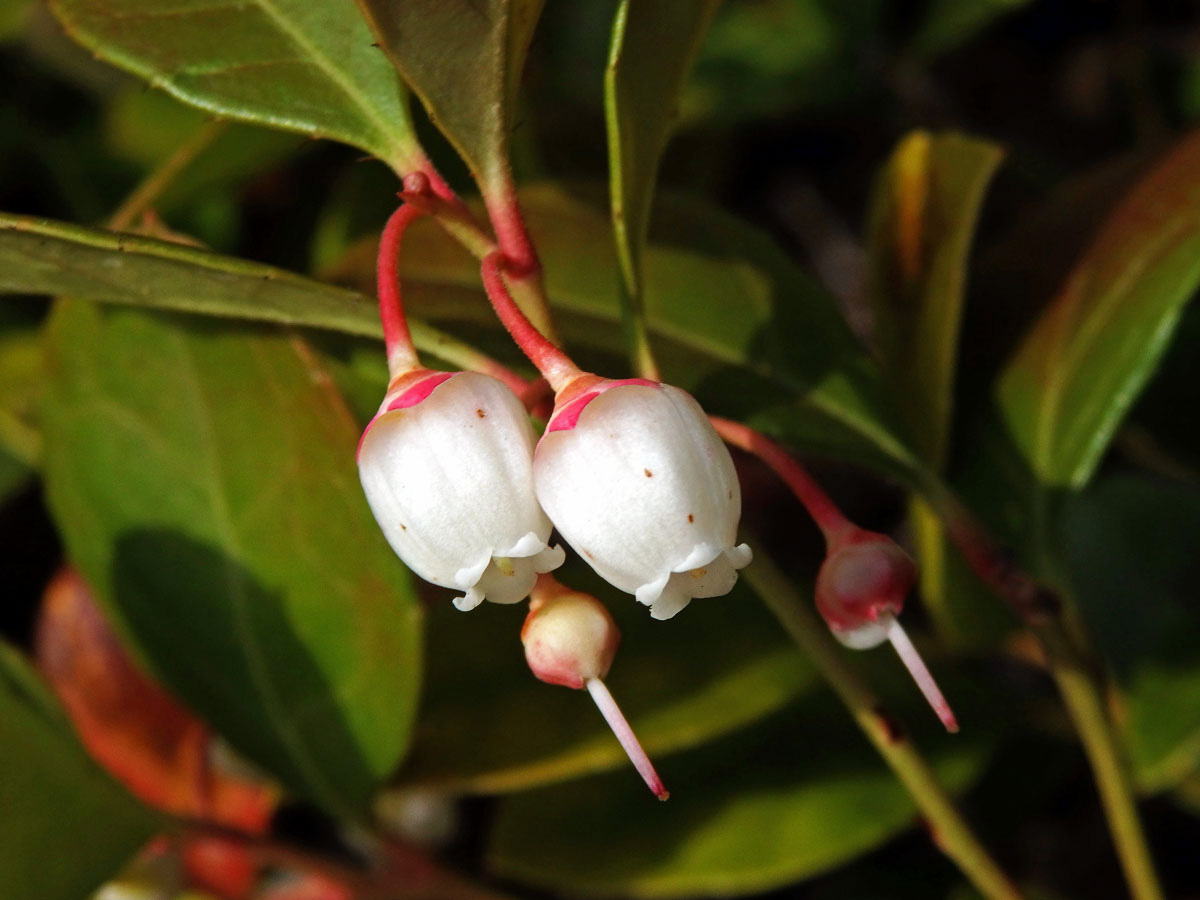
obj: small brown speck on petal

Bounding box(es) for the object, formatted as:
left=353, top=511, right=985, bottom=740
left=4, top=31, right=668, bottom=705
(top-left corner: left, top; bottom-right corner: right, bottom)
left=644, top=469, right=653, bottom=477
left=476, top=408, right=486, bottom=418
left=687, top=514, right=694, bottom=523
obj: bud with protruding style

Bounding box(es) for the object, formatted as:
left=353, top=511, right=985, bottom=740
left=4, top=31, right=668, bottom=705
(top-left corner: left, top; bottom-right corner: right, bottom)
left=522, top=576, right=669, bottom=799
left=816, top=529, right=958, bottom=732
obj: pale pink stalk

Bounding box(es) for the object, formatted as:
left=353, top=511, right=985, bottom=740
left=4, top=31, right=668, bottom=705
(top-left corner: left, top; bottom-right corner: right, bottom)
left=885, top=618, right=958, bottom=732
left=586, top=678, right=669, bottom=801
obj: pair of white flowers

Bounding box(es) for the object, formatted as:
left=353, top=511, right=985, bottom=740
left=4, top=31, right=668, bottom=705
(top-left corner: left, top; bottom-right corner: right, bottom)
left=357, top=370, right=752, bottom=619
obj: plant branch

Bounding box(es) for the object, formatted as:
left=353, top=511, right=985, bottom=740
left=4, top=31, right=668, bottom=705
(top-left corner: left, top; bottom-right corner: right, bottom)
left=743, top=549, right=1024, bottom=900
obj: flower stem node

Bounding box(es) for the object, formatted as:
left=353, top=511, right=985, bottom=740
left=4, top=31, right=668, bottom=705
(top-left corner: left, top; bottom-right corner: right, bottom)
left=522, top=577, right=669, bottom=800
left=358, top=370, right=564, bottom=610
left=534, top=378, right=752, bottom=620
left=817, top=529, right=959, bottom=733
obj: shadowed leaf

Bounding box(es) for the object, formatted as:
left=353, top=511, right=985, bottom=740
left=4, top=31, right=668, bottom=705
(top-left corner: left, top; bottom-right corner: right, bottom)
left=42, top=301, right=421, bottom=816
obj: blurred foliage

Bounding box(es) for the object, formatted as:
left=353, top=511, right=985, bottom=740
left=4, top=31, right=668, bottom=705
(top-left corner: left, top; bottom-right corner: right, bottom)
left=2, top=1, right=1200, bottom=900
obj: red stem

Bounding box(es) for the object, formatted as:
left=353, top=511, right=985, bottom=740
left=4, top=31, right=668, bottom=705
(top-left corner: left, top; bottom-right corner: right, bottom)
left=377, top=203, right=424, bottom=378
left=481, top=251, right=580, bottom=392
left=483, top=180, right=541, bottom=279
left=710, top=416, right=853, bottom=544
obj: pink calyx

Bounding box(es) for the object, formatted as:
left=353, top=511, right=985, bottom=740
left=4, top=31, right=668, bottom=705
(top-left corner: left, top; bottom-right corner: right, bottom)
left=385, top=372, right=456, bottom=411
left=356, top=370, right=455, bottom=461
left=546, top=377, right=659, bottom=433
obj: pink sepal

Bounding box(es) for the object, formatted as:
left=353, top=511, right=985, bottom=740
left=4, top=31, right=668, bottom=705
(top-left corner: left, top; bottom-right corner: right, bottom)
left=356, top=371, right=457, bottom=461
left=546, top=378, right=659, bottom=433
left=386, top=371, right=456, bottom=411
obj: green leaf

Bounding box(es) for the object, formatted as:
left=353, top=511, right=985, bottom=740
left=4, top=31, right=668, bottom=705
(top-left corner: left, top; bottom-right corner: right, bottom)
left=42, top=301, right=421, bottom=816
left=0, top=212, right=382, bottom=336
left=996, top=128, right=1200, bottom=489
left=489, top=688, right=990, bottom=898
left=605, top=0, right=721, bottom=307
left=0, top=641, right=160, bottom=900
left=400, top=568, right=814, bottom=793
left=355, top=0, right=544, bottom=187
left=1061, top=474, right=1200, bottom=792
left=866, top=130, right=1003, bottom=466
left=49, top=0, right=421, bottom=171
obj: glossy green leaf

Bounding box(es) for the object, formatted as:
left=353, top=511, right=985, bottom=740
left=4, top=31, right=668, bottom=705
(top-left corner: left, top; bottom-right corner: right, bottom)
left=42, top=301, right=421, bottom=816
left=0, top=641, right=160, bottom=900
left=0, top=212, right=509, bottom=379
left=489, top=687, right=990, bottom=898
left=0, top=212, right=383, bottom=335
left=355, top=0, right=544, bottom=187
left=399, top=568, right=813, bottom=793
left=997, top=128, right=1200, bottom=489
left=49, top=0, right=421, bottom=171
left=606, top=0, right=721, bottom=303
left=1062, top=474, right=1200, bottom=792
left=866, top=130, right=1003, bottom=466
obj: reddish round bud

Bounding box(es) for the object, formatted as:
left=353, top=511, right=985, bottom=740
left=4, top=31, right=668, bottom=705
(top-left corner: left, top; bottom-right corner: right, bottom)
left=521, top=583, right=620, bottom=689
left=815, top=532, right=916, bottom=649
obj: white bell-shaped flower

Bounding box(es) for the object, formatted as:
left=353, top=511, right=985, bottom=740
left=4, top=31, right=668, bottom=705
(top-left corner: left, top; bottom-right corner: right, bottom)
left=358, top=370, right=564, bottom=610
left=533, top=379, right=751, bottom=620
